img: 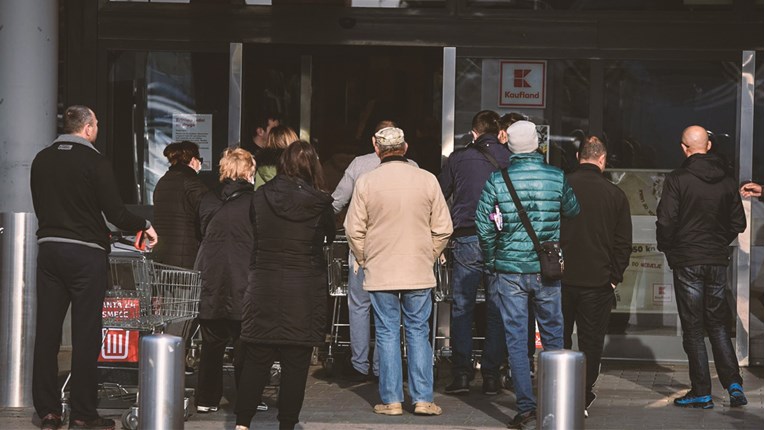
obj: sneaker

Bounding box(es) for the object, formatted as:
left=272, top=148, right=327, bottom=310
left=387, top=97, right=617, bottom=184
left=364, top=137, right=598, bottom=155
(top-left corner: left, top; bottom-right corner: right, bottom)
left=444, top=373, right=471, bottom=395
left=196, top=405, right=219, bottom=413
left=673, top=392, right=713, bottom=409
left=68, top=417, right=115, bottom=430
left=40, top=413, right=62, bottom=430
left=345, top=366, right=370, bottom=383
left=507, top=410, right=536, bottom=429
left=413, top=401, right=442, bottom=416
left=482, top=375, right=500, bottom=395
left=728, top=383, right=748, bottom=407
left=373, top=402, right=403, bottom=416
left=257, top=401, right=269, bottom=411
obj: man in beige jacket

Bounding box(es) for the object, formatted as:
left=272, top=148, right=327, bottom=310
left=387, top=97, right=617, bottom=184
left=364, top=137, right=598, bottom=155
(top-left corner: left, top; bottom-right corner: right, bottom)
left=345, top=126, right=453, bottom=417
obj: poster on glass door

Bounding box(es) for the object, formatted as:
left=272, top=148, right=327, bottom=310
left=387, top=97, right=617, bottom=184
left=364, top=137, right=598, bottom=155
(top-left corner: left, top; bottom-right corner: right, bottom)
left=172, top=113, right=213, bottom=171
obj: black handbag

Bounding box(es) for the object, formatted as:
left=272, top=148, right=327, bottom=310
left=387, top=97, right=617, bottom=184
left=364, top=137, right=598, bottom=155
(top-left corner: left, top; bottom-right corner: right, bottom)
left=472, top=143, right=564, bottom=281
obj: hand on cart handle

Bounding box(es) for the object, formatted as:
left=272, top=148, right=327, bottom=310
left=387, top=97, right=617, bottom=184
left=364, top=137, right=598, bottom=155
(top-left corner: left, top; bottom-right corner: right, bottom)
left=135, top=227, right=159, bottom=250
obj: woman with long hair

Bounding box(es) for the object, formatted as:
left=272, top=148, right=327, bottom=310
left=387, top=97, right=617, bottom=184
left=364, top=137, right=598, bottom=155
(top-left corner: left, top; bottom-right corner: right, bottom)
left=152, top=140, right=207, bottom=268
left=253, top=124, right=298, bottom=189
left=236, top=141, right=335, bottom=430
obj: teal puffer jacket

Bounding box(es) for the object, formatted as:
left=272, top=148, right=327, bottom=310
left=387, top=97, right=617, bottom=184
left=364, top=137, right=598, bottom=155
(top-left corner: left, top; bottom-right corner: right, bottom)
left=476, top=152, right=580, bottom=274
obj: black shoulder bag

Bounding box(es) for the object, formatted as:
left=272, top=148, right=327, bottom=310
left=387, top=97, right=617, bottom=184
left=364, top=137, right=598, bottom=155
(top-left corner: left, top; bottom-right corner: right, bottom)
left=473, top=144, right=564, bottom=281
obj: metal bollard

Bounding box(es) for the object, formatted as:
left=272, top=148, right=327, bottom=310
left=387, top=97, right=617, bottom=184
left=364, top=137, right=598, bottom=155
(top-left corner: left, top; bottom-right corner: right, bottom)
left=139, top=334, right=185, bottom=430
left=537, top=350, right=586, bottom=430
left=0, top=213, right=37, bottom=407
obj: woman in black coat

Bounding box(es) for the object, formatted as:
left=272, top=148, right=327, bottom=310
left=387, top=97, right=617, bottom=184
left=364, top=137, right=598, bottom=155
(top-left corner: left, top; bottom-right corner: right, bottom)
left=235, top=140, right=335, bottom=430
left=194, top=148, right=258, bottom=413
left=152, top=140, right=207, bottom=269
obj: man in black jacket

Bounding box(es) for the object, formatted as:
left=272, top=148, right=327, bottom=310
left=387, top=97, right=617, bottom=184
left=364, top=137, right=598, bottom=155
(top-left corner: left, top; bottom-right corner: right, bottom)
left=30, top=105, right=157, bottom=430
left=656, top=125, right=747, bottom=409
left=438, top=110, right=509, bottom=395
left=561, top=136, right=632, bottom=416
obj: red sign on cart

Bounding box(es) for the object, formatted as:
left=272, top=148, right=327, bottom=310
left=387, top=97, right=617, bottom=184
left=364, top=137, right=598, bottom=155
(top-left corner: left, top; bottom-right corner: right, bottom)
left=102, top=297, right=140, bottom=320
left=99, top=329, right=139, bottom=363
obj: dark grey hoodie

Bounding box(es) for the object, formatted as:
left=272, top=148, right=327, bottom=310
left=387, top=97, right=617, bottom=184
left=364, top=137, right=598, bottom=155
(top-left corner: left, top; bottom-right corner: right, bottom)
left=656, top=153, right=746, bottom=268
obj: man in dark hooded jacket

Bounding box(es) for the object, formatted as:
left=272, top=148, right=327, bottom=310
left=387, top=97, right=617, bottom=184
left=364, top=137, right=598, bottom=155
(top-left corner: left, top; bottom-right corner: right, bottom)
left=656, top=125, right=747, bottom=410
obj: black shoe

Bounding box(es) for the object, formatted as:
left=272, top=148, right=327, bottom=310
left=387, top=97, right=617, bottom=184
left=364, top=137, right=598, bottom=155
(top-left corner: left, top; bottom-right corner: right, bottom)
left=507, top=410, right=536, bottom=429
left=41, top=413, right=62, bottom=430
left=345, top=366, right=370, bottom=383
left=482, top=375, right=500, bottom=395
left=444, top=373, right=471, bottom=395
left=68, top=417, right=115, bottom=430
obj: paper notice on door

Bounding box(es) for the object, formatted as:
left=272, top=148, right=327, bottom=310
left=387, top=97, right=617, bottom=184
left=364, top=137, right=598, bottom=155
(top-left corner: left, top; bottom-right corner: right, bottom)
left=172, top=113, right=213, bottom=171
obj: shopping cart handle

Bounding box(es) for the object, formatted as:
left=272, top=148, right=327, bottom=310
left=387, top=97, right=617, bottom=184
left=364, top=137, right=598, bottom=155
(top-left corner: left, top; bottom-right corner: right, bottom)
left=134, top=230, right=149, bottom=251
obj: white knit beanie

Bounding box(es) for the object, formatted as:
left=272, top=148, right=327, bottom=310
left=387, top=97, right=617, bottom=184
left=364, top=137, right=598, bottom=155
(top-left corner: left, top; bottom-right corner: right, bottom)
left=506, top=120, right=539, bottom=154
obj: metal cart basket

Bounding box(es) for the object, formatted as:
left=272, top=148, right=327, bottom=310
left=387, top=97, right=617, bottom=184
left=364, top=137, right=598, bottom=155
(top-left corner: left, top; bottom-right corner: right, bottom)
left=60, top=254, right=202, bottom=429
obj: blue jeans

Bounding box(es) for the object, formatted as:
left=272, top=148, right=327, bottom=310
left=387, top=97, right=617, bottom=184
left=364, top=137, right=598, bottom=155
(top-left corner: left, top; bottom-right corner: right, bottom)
left=348, top=252, right=379, bottom=376
left=491, top=273, right=563, bottom=413
left=673, top=265, right=742, bottom=396
left=370, top=289, right=434, bottom=405
left=450, top=236, right=505, bottom=378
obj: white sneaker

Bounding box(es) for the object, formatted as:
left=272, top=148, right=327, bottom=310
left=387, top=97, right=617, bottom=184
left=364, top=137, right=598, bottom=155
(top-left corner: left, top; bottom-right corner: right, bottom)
left=197, top=405, right=218, bottom=413
left=257, top=402, right=269, bottom=411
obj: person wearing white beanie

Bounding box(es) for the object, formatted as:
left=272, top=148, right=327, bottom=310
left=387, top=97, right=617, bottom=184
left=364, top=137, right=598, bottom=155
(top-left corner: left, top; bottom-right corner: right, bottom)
left=505, top=120, right=539, bottom=154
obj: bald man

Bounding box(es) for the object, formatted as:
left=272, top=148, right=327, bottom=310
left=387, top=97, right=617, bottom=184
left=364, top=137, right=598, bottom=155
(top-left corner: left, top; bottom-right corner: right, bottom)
left=656, top=125, right=747, bottom=410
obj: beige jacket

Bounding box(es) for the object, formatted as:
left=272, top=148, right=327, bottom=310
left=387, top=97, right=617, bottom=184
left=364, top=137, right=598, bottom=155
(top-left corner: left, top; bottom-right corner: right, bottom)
left=344, top=157, right=453, bottom=291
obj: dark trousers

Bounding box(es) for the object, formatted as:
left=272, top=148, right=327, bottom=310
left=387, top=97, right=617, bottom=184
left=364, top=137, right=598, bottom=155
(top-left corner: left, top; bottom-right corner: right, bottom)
left=235, top=342, right=312, bottom=430
left=196, top=319, right=242, bottom=407
left=562, top=284, right=614, bottom=397
left=33, top=243, right=108, bottom=421
left=673, top=265, right=742, bottom=396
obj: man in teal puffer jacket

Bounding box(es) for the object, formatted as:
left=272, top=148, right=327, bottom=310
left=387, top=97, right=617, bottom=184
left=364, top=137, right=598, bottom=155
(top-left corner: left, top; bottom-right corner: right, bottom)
left=476, top=120, right=580, bottom=429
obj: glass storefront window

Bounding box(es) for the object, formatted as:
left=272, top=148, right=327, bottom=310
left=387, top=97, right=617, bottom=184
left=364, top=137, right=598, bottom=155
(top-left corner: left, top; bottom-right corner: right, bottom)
left=603, top=60, right=740, bottom=171
left=452, top=53, right=748, bottom=358
left=107, top=50, right=229, bottom=204
left=454, top=57, right=589, bottom=172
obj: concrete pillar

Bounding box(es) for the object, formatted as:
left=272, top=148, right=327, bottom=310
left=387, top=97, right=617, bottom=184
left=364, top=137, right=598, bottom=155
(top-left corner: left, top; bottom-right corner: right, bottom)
left=0, top=0, right=58, bottom=213
left=0, top=0, right=58, bottom=408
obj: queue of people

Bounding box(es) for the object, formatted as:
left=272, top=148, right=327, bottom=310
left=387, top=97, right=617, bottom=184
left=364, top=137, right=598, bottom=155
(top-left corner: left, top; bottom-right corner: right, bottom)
left=29, top=105, right=754, bottom=430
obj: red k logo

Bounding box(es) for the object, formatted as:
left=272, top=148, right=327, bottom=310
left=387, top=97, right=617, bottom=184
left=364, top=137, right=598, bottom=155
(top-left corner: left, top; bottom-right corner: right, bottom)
left=514, top=69, right=532, bottom=88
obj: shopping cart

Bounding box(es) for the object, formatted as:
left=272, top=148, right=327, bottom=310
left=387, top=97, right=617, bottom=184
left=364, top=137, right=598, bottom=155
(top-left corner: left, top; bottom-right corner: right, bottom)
left=60, top=253, right=202, bottom=429
left=322, top=235, right=351, bottom=376
left=432, top=243, right=490, bottom=378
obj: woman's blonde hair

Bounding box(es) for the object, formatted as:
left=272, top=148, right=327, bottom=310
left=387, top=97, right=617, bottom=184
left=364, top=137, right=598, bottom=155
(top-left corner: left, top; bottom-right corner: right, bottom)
left=265, top=125, right=298, bottom=149
left=219, top=148, right=256, bottom=182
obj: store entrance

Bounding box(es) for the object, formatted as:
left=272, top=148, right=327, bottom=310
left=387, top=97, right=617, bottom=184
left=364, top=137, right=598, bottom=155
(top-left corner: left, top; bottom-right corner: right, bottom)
left=241, top=44, right=444, bottom=188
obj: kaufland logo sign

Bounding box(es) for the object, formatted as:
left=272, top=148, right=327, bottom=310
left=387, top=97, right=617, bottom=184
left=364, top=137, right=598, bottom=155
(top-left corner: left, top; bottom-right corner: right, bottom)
left=499, top=61, right=546, bottom=108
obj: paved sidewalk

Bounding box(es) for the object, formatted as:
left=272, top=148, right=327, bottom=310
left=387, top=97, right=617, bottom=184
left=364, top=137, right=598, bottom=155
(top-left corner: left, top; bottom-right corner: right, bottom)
left=2, top=361, right=762, bottom=429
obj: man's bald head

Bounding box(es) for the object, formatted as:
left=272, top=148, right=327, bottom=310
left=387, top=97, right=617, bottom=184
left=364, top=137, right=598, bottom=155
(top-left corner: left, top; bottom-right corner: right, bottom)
left=681, top=125, right=711, bottom=156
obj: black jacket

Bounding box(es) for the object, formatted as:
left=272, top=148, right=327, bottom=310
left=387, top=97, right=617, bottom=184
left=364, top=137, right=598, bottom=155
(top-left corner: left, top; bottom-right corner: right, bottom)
left=195, top=179, right=256, bottom=320
left=241, top=175, right=335, bottom=347
left=31, top=135, right=148, bottom=250
left=152, top=164, right=208, bottom=269
left=656, top=153, right=746, bottom=268
left=561, top=163, right=632, bottom=287
left=438, top=134, right=511, bottom=236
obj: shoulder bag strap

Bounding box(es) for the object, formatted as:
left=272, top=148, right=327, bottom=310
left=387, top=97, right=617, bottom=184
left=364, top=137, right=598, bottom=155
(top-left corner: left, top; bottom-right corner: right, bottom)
left=499, top=169, right=543, bottom=253
left=202, top=189, right=251, bottom=235
left=472, top=143, right=501, bottom=169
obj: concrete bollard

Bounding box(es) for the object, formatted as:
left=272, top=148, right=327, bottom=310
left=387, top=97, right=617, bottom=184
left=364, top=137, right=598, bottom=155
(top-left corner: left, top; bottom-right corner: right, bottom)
left=537, top=350, right=586, bottom=430
left=139, top=334, right=185, bottom=430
